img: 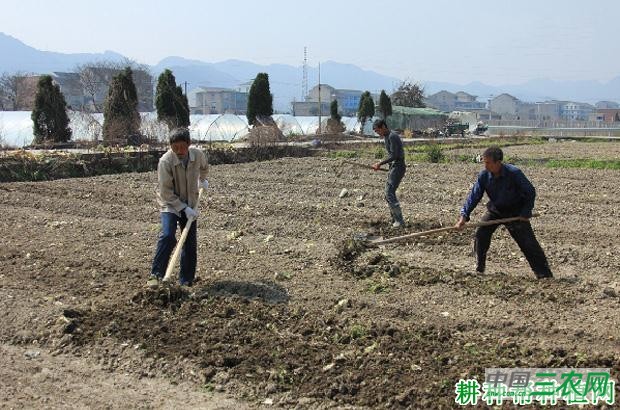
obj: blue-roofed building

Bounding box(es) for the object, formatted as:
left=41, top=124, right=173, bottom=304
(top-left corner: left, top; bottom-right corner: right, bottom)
left=292, top=84, right=377, bottom=116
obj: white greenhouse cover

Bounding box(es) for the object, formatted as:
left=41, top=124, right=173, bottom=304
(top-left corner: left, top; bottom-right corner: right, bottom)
left=191, top=114, right=249, bottom=142
left=273, top=114, right=304, bottom=136
left=0, top=111, right=371, bottom=148
left=0, top=111, right=33, bottom=148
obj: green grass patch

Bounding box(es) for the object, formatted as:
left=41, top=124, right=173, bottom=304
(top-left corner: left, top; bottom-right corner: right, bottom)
left=425, top=144, right=445, bottom=163
left=546, top=159, right=620, bottom=170
left=323, top=137, right=549, bottom=164
left=349, top=324, right=368, bottom=340
left=405, top=152, right=427, bottom=162
left=366, top=278, right=389, bottom=294
left=373, top=147, right=384, bottom=159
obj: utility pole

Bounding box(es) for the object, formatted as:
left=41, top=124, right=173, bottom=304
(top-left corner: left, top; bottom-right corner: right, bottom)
left=318, top=62, right=321, bottom=134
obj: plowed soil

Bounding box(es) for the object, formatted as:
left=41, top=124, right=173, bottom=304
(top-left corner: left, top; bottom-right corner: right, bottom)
left=1, top=141, right=619, bottom=409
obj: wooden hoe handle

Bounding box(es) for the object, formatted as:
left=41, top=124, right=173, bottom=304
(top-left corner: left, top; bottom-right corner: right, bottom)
left=163, top=188, right=205, bottom=282
left=342, top=160, right=389, bottom=172
left=370, top=214, right=539, bottom=246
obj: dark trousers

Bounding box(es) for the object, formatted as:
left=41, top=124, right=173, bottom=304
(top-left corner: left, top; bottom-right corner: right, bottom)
left=150, top=212, right=197, bottom=284
left=475, top=211, right=552, bottom=278
left=384, top=164, right=405, bottom=208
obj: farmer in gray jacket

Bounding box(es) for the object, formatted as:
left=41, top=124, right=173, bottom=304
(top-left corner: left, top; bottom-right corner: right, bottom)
left=148, top=128, right=209, bottom=286
left=372, top=119, right=406, bottom=228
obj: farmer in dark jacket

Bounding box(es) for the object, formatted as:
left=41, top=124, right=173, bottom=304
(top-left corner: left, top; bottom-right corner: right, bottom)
left=372, top=119, right=406, bottom=228
left=455, top=146, right=552, bottom=279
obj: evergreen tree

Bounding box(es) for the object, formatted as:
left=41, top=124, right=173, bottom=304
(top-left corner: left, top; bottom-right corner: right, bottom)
left=31, top=75, right=72, bottom=143
left=155, top=69, right=190, bottom=129
left=246, top=73, right=273, bottom=126
left=325, top=99, right=345, bottom=133
left=357, top=91, right=375, bottom=135
left=330, top=99, right=341, bottom=121
left=378, top=90, right=393, bottom=119
left=103, top=67, right=140, bottom=143
left=177, top=85, right=190, bottom=126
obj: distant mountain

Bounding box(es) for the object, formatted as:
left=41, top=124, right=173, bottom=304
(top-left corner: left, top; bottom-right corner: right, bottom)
left=152, top=58, right=400, bottom=111
left=152, top=57, right=240, bottom=89
left=2, top=32, right=619, bottom=111
left=0, top=32, right=126, bottom=73
left=151, top=58, right=620, bottom=108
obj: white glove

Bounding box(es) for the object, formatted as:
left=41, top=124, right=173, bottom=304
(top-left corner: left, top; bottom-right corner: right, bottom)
left=184, top=206, right=198, bottom=220
left=199, top=179, right=209, bottom=190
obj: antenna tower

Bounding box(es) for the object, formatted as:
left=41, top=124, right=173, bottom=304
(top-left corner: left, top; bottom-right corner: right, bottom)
left=302, top=47, right=308, bottom=101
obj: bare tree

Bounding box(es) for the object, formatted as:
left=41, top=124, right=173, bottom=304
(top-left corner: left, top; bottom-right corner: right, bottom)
left=69, top=111, right=103, bottom=142
left=391, top=80, right=426, bottom=108
left=74, top=59, right=153, bottom=113
left=74, top=63, right=107, bottom=112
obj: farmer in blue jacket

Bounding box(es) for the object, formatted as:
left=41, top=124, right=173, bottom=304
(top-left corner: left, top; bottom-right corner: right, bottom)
left=455, top=146, right=552, bottom=279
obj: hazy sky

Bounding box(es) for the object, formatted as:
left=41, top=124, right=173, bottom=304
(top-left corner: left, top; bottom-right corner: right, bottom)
left=2, top=0, right=619, bottom=85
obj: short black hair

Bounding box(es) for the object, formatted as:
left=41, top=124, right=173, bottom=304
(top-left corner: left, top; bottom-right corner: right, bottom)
left=169, top=128, right=191, bottom=145
left=372, top=119, right=388, bottom=129
left=482, top=146, right=503, bottom=162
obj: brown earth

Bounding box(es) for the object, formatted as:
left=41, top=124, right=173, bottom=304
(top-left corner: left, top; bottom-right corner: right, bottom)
left=0, top=141, right=619, bottom=409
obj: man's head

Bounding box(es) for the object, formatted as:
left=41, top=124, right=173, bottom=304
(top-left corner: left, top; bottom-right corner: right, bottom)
left=372, top=119, right=389, bottom=137
left=482, top=146, right=503, bottom=175
left=169, top=128, right=190, bottom=157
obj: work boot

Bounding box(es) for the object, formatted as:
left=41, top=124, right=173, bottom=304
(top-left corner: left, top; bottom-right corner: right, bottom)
left=146, top=275, right=160, bottom=288
left=536, top=271, right=553, bottom=279
left=390, top=205, right=405, bottom=228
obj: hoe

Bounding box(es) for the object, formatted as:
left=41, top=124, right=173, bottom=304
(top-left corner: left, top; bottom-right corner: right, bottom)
left=162, top=188, right=206, bottom=283
left=369, top=214, right=539, bottom=247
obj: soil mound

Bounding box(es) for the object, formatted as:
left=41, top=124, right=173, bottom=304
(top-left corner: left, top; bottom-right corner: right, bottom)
left=195, top=280, right=289, bottom=304
left=131, top=284, right=190, bottom=309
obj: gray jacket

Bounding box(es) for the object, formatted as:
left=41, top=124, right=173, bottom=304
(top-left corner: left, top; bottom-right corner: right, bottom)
left=156, top=147, right=209, bottom=215
left=380, top=130, right=406, bottom=169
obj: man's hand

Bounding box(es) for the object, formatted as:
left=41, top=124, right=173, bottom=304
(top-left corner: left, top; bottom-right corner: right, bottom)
left=455, top=215, right=467, bottom=230
left=372, top=162, right=381, bottom=171
left=184, top=206, right=198, bottom=220
left=199, top=179, right=209, bottom=190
